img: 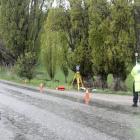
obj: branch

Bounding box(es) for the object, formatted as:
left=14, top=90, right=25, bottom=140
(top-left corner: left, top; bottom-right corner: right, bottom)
left=40, top=0, right=45, bottom=11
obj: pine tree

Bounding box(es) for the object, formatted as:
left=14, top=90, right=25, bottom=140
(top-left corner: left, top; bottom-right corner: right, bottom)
left=134, top=0, right=140, bottom=52
left=68, top=0, right=93, bottom=81
left=0, top=0, right=29, bottom=59
left=89, top=0, right=110, bottom=88
left=108, top=0, right=135, bottom=90
left=0, top=0, right=47, bottom=80
left=0, top=0, right=47, bottom=61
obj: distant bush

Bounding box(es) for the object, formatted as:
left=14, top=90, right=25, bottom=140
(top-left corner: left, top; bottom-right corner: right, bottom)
left=15, top=52, right=37, bottom=81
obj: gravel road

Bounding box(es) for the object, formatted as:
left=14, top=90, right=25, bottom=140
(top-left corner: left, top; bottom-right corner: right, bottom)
left=0, top=82, right=139, bottom=140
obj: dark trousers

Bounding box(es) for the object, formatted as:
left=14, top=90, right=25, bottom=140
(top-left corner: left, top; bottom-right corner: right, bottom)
left=133, top=82, right=139, bottom=104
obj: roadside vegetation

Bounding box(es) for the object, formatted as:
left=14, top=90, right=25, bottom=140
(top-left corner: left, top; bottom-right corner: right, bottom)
left=0, top=65, right=133, bottom=95
left=0, top=0, right=139, bottom=94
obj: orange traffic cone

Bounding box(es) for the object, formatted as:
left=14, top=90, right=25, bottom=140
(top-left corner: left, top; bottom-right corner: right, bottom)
left=39, top=83, right=44, bottom=93
left=84, top=89, right=91, bottom=104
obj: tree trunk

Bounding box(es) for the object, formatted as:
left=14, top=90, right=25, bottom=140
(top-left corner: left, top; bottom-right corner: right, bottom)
left=65, top=76, right=67, bottom=83
left=93, top=74, right=108, bottom=89
left=82, top=74, right=94, bottom=88
left=111, top=74, right=127, bottom=91
left=134, top=2, right=140, bottom=51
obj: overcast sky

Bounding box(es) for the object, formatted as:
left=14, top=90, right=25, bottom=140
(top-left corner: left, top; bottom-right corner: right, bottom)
left=52, top=0, right=70, bottom=9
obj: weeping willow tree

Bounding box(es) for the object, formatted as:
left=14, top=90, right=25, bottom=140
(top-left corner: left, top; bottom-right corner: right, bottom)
left=59, top=33, right=69, bottom=83
left=41, top=9, right=60, bottom=80
left=41, top=31, right=59, bottom=80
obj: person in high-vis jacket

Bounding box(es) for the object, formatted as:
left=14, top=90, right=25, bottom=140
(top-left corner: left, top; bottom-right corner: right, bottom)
left=131, top=61, right=140, bottom=107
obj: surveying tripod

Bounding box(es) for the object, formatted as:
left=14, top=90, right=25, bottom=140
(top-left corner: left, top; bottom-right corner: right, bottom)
left=72, top=71, right=84, bottom=91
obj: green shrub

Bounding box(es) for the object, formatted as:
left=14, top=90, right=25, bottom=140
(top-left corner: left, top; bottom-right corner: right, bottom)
left=15, top=52, right=37, bottom=81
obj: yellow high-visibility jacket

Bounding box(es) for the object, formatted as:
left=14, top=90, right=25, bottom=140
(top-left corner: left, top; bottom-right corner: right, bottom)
left=131, top=64, right=140, bottom=92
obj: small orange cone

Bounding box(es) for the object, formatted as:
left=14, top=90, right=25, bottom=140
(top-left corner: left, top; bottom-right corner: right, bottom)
left=39, top=83, right=44, bottom=93
left=84, top=89, right=91, bottom=104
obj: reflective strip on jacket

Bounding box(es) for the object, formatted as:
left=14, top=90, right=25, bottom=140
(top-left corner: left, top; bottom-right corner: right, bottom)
left=131, top=64, right=140, bottom=92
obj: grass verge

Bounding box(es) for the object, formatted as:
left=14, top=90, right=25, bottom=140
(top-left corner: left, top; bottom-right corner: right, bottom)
left=0, top=66, right=133, bottom=96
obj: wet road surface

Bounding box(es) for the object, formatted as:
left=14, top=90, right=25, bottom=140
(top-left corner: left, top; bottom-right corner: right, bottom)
left=0, top=82, right=139, bottom=140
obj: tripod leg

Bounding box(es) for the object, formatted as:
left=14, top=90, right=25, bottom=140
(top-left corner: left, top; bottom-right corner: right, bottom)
left=79, top=76, right=84, bottom=87
left=71, top=74, right=76, bottom=85
left=77, top=77, right=80, bottom=91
